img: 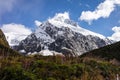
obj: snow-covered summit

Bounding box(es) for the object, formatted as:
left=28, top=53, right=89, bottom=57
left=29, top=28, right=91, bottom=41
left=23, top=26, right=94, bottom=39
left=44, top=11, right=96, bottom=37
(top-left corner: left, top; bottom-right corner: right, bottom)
left=48, top=12, right=105, bottom=39
left=48, top=12, right=77, bottom=27
left=50, top=12, right=70, bottom=22
left=16, top=12, right=113, bottom=56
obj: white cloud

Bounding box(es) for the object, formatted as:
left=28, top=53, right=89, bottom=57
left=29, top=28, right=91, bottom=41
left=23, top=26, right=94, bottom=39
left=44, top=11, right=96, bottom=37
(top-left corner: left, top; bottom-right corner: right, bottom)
left=34, top=20, right=42, bottom=27
left=0, top=0, right=17, bottom=18
left=108, top=26, right=120, bottom=41
left=1, top=23, right=32, bottom=46
left=80, top=0, right=120, bottom=24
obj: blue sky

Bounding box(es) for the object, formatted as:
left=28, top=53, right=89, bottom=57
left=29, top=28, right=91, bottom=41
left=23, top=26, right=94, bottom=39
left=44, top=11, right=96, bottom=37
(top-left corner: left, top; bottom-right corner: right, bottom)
left=0, top=0, right=120, bottom=41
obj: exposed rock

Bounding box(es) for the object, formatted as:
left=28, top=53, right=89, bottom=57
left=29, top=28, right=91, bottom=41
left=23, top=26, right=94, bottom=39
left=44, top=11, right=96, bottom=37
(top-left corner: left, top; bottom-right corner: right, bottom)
left=15, top=13, right=113, bottom=56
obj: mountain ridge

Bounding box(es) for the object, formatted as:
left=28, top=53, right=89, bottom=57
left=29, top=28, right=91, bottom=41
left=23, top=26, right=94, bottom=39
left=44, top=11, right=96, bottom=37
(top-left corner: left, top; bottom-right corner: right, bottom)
left=14, top=12, right=113, bottom=56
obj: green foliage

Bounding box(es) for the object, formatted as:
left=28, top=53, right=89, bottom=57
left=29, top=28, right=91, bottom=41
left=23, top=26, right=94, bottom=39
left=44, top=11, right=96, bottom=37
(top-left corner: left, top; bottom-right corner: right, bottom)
left=0, top=64, right=36, bottom=80
left=0, top=55, right=119, bottom=80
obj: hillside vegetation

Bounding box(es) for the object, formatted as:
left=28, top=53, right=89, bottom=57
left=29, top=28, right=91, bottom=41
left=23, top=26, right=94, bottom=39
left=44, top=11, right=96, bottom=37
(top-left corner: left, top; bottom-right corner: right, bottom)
left=81, top=41, right=120, bottom=63
left=0, top=29, right=9, bottom=47
left=0, top=55, right=120, bottom=80
left=0, top=29, right=120, bottom=80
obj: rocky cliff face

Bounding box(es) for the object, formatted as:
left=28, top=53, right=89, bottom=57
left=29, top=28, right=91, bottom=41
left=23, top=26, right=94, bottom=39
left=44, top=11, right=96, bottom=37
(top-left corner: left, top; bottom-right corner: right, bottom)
left=16, top=12, right=113, bottom=56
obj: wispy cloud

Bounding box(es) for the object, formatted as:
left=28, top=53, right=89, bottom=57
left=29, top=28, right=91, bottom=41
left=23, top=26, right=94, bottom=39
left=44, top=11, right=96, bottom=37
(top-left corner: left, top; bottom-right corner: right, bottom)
left=80, top=0, right=120, bottom=24
left=0, top=0, right=17, bottom=19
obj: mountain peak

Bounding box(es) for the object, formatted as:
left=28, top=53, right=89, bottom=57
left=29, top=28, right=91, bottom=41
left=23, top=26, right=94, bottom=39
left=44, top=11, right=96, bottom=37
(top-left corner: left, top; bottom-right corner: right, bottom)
left=50, top=12, right=70, bottom=22
left=47, top=12, right=106, bottom=39
left=14, top=12, right=113, bottom=56
left=48, top=12, right=78, bottom=27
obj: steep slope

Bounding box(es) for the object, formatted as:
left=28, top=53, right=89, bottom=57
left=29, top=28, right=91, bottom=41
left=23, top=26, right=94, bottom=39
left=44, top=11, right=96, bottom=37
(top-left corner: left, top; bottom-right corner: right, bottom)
left=81, top=41, right=120, bottom=63
left=0, top=29, right=9, bottom=47
left=0, top=29, right=20, bottom=56
left=16, top=12, right=113, bottom=56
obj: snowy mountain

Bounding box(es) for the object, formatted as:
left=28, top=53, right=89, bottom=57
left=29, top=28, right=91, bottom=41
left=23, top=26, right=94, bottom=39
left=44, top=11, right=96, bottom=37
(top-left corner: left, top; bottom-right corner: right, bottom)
left=1, top=23, right=32, bottom=46
left=16, top=12, right=113, bottom=56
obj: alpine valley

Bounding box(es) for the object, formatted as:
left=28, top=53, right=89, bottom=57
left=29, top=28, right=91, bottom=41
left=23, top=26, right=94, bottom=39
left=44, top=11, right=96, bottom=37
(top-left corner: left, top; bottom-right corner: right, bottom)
left=1, top=0, right=120, bottom=79
left=0, top=28, right=120, bottom=80
left=1, top=12, right=120, bottom=80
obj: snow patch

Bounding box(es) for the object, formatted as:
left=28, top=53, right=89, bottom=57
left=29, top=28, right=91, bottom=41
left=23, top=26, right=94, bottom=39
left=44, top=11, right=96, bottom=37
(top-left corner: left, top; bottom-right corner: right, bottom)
left=27, top=50, right=63, bottom=56
left=40, top=50, right=53, bottom=56
left=19, top=49, right=26, bottom=53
